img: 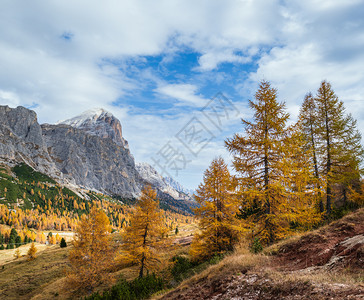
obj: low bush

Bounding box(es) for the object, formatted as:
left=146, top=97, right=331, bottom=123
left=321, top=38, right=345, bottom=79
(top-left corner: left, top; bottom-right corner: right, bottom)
left=85, top=274, right=165, bottom=300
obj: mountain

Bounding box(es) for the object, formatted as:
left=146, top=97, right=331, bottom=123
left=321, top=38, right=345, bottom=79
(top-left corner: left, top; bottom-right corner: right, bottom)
left=0, top=105, right=62, bottom=178
left=163, top=176, right=194, bottom=196
left=136, top=162, right=193, bottom=200
left=0, top=105, right=195, bottom=212
left=58, top=108, right=128, bottom=148
left=0, top=105, right=141, bottom=198
left=41, top=123, right=140, bottom=197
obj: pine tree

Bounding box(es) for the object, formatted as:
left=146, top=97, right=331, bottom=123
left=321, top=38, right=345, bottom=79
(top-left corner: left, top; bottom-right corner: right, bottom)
left=121, top=185, right=168, bottom=278
left=225, top=80, right=289, bottom=244
left=60, top=237, right=67, bottom=248
left=50, top=235, right=56, bottom=245
left=190, top=157, right=241, bottom=261
left=314, top=81, right=363, bottom=215
left=68, top=207, right=114, bottom=291
left=15, top=235, right=21, bottom=248
left=27, top=242, right=37, bottom=261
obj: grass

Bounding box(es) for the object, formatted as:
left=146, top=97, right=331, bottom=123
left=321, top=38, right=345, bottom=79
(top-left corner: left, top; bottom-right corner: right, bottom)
left=0, top=244, right=70, bottom=299
left=0, top=242, right=48, bottom=266
left=152, top=244, right=269, bottom=299
left=266, top=267, right=364, bottom=286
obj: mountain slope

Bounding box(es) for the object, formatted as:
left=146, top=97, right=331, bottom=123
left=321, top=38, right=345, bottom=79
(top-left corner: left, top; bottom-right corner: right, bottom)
left=0, top=105, right=62, bottom=178
left=136, top=162, right=197, bottom=214
left=164, top=176, right=194, bottom=196
left=157, top=209, right=364, bottom=300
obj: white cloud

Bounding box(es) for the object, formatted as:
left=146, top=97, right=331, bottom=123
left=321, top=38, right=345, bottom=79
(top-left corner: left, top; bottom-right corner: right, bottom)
left=1, top=0, right=364, bottom=188
left=155, top=83, right=207, bottom=107
left=197, top=51, right=251, bottom=71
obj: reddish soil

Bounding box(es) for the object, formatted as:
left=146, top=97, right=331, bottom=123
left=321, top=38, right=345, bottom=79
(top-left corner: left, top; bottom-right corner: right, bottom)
left=161, top=273, right=364, bottom=300
left=276, top=208, right=364, bottom=271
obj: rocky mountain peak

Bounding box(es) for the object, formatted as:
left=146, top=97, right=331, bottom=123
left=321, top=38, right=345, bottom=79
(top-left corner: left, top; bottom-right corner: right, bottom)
left=135, top=162, right=193, bottom=201
left=58, top=108, right=127, bottom=147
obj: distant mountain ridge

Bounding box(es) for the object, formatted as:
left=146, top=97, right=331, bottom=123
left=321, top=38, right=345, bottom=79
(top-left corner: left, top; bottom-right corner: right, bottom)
left=163, top=176, right=194, bottom=196
left=136, top=162, right=193, bottom=201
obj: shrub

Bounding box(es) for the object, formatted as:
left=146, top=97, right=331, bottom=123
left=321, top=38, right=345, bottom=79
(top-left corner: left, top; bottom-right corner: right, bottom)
left=85, top=274, right=165, bottom=300
left=250, top=238, right=263, bottom=253
left=171, top=255, right=194, bottom=282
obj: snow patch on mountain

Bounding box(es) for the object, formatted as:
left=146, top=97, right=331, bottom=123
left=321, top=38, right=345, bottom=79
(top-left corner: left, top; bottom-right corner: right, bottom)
left=57, top=108, right=128, bottom=148
left=136, top=162, right=192, bottom=200
left=164, top=176, right=194, bottom=196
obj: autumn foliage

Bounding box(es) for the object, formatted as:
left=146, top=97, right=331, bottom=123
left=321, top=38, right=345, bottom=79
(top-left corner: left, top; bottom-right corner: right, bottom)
left=27, top=242, right=37, bottom=261
left=121, top=185, right=169, bottom=278
left=190, top=157, right=242, bottom=261
left=68, top=207, right=114, bottom=291
left=221, top=80, right=362, bottom=246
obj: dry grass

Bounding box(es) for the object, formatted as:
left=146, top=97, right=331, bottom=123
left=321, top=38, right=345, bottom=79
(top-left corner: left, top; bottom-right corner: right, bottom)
left=0, top=244, right=70, bottom=299
left=153, top=245, right=269, bottom=300
left=0, top=243, right=48, bottom=266
left=266, top=267, right=364, bottom=286
left=263, top=232, right=305, bottom=256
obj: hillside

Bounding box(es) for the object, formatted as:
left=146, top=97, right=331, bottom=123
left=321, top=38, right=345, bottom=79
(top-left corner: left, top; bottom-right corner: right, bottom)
left=157, top=209, right=364, bottom=300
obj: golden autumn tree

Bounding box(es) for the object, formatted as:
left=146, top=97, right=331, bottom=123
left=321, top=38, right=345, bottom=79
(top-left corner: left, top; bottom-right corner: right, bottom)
left=314, top=81, right=363, bottom=216
left=225, top=80, right=290, bottom=244
left=68, top=207, right=114, bottom=291
left=279, top=125, right=322, bottom=229
left=14, top=248, right=21, bottom=259
left=190, top=157, right=241, bottom=261
left=27, top=242, right=37, bottom=261
left=121, top=185, right=168, bottom=278
left=298, top=93, right=325, bottom=212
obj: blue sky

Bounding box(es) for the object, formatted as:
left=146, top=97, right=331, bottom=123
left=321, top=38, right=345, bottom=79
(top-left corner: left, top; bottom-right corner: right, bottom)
left=1, top=0, right=364, bottom=190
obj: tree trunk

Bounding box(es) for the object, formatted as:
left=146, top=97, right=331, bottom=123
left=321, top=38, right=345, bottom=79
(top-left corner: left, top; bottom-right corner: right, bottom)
left=310, top=123, right=324, bottom=213
left=324, top=97, right=332, bottom=216
left=139, top=223, right=149, bottom=278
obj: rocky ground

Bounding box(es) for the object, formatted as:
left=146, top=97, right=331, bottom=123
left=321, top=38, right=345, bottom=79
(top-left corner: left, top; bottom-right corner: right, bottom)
left=158, top=209, right=364, bottom=300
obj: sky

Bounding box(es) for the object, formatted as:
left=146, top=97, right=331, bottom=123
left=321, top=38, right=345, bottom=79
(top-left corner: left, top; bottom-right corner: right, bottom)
left=1, top=0, right=364, bottom=190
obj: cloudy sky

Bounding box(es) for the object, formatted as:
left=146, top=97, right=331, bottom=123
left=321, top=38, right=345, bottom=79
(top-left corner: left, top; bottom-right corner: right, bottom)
left=1, top=0, right=364, bottom=190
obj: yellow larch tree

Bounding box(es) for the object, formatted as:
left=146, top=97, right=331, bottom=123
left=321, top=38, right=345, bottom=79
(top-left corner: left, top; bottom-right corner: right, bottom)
left=190, top=157, right=241, bottom=261
left=14, top=248, right=21, bottom=259
left=298, top=93, right=325, bottom=212
left=225, top=80, right=290, bottom=245
left=27, top=242, right=37, bottom=261
left=120, top=185, right=168, bottom=278
left=279, top=125, right=322, bottom=230
left=314, top=81, right=363, bottom=216
left=68, top=207, right=114, bottom=291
